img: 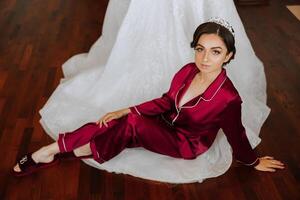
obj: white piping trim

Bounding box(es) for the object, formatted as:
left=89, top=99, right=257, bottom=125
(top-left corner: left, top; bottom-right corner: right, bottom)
left=62, top=133, right=67, bottom=152
left=181, top=77, right=227, bottom=109
left=237, top=158, right=259, bottom=166
left=171, top=108, right=181, bottom=125
left=172, top=76, right=227, bottom=124
left=171, top=76, right=227, bottom=124
left=134, top=106, right=141, bottom=116
left=172, top=84, right=186, bottom=124
left=174, top=84, right=185, bottom=112
left=201, top=77, right=227, bottom=101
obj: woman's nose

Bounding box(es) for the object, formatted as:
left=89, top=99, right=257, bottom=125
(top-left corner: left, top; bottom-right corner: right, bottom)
left=203, top=51, right=209, bottom=62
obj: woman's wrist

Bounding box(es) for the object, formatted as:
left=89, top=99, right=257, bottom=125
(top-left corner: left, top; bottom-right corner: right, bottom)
left=125, top=108, right=131, bottom=114
left=122, top=108, right=131, bottom=116
left=252, top=158, right=260, bottom=168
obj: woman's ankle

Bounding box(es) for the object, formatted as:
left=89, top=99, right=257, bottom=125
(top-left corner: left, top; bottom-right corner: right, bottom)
left=32, top=143, right=60, bottom=161
left=45, top=142, right=60, bottom=155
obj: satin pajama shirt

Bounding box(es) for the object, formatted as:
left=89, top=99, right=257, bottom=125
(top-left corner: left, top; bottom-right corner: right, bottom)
left=57, top=63, right=259, bottom=166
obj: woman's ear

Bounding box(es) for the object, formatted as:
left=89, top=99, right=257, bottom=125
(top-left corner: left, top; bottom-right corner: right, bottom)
left=224, top=52, right=233, bottom=63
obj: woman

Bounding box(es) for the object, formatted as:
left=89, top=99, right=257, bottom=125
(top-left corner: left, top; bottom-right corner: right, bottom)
left=13, top=19, right=285, bottom=181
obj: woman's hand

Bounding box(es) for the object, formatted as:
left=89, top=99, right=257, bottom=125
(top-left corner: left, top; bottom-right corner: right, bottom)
left=96, top=108, right=131, bottom=128
left=254, top=156, right=285, bottom=172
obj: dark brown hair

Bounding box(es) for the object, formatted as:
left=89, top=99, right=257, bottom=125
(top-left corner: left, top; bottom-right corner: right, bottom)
left=190, top=22, right=236, bottom=65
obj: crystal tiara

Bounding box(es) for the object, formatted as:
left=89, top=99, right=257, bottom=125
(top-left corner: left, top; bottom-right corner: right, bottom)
left=208, top=17, right=235, bottom=37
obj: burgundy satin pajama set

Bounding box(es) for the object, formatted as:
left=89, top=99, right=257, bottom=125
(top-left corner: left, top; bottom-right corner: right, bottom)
left=57, top=63, right=259, bottom=166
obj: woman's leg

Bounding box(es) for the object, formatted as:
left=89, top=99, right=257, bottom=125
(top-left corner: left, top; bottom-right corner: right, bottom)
left=13, top=121, right=105, bottom=172
left=13, top=141, right=93, bottom=172
left=13, top=122, right=100, bottom=172
left=73, top=143, right=92, bottom=157
left=14, top=113, right=182, bottom=172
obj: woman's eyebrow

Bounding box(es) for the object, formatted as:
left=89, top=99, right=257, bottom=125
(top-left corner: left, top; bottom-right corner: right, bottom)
left=211, top=47, right=223, bottom=50
left=196, top=44, right=223, bottom=49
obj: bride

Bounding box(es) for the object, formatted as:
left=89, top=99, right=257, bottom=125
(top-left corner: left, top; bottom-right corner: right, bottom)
left=38, top=0, right=272, bottom=183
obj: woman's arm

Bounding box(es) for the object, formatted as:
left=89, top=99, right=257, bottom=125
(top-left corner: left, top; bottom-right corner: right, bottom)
left=96, top=92, right=173, bottom=128
left=220, top=96, right=285, bottom=171
left=96, top=92, right=173, bottom=127
left=220, top=96, right=259, bottom=166
left=96, top=68, right=180, bottom=127
left=96, top=66, right=187, bottom=127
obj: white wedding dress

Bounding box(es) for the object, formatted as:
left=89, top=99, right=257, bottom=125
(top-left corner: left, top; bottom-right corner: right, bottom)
left=39, top=0, right=270, bottom=183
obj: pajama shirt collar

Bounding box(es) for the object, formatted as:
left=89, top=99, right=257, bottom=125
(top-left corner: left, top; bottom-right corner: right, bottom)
left=175, top=65, right=227, bottom=109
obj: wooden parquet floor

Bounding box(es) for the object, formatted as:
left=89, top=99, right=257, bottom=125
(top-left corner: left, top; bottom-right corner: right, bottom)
left=0, top=0, right=299, bottom=199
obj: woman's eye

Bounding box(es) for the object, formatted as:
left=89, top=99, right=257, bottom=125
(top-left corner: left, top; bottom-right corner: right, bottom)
left=195, top=48, right=203, bottom=52
left=212, top=50, right=221, bottom=55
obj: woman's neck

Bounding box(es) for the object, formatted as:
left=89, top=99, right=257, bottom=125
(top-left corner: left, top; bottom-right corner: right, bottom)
left=197, top=68, right=222, bottom=84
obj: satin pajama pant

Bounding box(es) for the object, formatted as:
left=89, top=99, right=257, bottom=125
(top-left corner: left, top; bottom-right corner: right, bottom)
left=57, top=113, right=184, bottom=163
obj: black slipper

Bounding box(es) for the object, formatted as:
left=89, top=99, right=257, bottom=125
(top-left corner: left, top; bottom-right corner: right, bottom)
left=12, top=152, right=59, bottom=177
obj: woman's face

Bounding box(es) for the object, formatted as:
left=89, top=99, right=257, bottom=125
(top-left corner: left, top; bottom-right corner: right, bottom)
left=194, top=33, right=233, bottom=74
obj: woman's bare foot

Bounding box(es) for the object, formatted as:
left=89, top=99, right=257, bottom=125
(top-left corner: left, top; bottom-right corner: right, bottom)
left=13, top=143, right=60, bottom=172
